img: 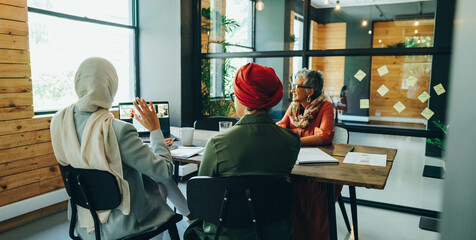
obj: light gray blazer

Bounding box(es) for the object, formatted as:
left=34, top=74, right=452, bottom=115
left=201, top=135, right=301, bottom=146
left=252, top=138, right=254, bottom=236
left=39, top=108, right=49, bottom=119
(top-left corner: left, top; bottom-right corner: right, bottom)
left=71, top=107, right=175, bottom=240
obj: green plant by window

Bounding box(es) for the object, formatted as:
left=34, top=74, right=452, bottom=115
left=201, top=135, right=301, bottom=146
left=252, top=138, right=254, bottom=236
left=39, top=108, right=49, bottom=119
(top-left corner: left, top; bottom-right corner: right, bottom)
left=427, top=120, right=448, bottom=149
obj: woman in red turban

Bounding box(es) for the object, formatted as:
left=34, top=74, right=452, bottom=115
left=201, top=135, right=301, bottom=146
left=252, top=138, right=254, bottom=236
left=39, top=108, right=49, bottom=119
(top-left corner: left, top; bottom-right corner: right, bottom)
left=185, top=63, right=301, bottom=240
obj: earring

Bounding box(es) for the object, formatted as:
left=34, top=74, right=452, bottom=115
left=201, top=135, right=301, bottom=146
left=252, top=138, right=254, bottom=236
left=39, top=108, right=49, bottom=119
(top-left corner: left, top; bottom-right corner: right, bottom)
left=307, top=96, right=311, bottom=103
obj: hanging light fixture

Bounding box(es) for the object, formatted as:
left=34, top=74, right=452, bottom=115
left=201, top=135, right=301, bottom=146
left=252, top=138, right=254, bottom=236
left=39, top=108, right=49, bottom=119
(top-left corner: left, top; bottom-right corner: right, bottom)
left=256, top=0, right=264, bottom=11
left=335, top=1, right=341, bottom=10
left=414, top=21, right=419, bottom=26
left=414, top=29, right=419, bottom=34
left=368, top=30, right=372, bottom=34
left=362, top=19, right=368, bottom=27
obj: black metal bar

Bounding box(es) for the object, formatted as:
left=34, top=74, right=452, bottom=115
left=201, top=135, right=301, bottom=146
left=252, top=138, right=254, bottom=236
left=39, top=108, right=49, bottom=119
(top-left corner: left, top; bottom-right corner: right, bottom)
left=173, top=161, right=180, bottom=184
left=335, top=123, right=444, bottom=138
left=252, top=0, right=256, bottom=63
left=349, top=186, right=359, bottom=240
left=338, top=196, right=351, bottom=232
left=326, top=183, right=337, bottom=240
left=341, top=197, right=440, bottom=219
left=215, top=189, right=230, bottom=240
left=27, top=7, right=135, bottom=29
left=302, top=0, right=311, bottom=68
left=201, top=47, right=451, bottom=59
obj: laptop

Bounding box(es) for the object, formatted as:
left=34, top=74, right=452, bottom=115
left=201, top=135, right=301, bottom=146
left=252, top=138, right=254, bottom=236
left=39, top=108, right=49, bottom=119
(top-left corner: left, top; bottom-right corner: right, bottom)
left=118, top=101, right=174, bottom=140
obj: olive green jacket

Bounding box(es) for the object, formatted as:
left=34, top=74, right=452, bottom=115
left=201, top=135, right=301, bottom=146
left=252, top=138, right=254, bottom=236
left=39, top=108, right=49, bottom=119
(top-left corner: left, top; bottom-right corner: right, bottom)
left=185, top=113, right=300, bottom=240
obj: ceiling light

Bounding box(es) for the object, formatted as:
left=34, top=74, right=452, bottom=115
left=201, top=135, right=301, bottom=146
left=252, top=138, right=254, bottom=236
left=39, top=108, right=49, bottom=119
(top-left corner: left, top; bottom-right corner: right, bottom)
left=414, top=29, right=418, bottom=34
left=378, top=39, right=382, bottom=43
left=362, top=19, right=368, bottom=27
left=368, top=30, right=372, bottom=34
left=417, top=39, right=421, bottom=43
left=335, top=1, right=341, bottom=10
left=256, top=0, right=264, bottom=11
left=414, top=21, right=419, bottom=26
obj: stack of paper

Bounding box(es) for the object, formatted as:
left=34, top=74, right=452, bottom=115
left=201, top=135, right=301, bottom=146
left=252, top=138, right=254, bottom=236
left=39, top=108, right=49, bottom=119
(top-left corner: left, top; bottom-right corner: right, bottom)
left=343, top=152, right=387, bottom=166
left=296, top=148, right=339, bottom=165
left=171, top=146, right=204, bottom=158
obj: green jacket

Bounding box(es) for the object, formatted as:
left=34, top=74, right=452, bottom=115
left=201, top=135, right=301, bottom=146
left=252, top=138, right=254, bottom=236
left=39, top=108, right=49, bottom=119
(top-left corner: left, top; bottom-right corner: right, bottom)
left=185, top=113, right=300, bottom=240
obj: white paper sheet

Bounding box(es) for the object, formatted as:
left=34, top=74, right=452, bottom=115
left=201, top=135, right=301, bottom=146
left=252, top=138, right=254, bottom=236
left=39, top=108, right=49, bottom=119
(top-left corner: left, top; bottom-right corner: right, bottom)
left=296, top=148, right=339, bottom=165
left=343, top=152, right=387, bottom=167
left=171, top=146, right=204, bottom=158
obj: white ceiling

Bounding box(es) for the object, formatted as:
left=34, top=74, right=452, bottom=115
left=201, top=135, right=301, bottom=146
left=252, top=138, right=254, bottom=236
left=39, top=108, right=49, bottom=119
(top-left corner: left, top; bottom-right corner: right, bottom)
left=311, top=0, right=433, bottom=8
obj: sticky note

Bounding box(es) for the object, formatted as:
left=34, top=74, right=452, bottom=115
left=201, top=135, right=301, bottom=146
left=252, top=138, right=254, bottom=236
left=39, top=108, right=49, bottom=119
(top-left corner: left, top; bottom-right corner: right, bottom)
left=360, top=99, right=369, bottom=109
left=406, top=76, right=418, bottom=87
left=378, top=65, right=389, bottom=76
left=354, top=70, right=366, bottom=81
left=418, top=91, right=430, bottom=103
left=421, top=107, right=434, bottom=120
left=377, top=84, right=389, bottom=96
left=393, top=101, right=406, bottom=113
left=433, top=83, right=446, bottom=95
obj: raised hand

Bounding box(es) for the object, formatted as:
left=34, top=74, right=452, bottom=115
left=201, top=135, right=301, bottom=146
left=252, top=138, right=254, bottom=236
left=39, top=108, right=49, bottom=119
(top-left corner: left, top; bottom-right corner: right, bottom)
left=132, top=97, right=161, bottom=132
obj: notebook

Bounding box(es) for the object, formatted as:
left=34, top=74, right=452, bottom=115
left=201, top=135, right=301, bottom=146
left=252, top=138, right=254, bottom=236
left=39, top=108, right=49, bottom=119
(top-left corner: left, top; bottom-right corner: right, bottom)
left=118, top=101, right=173, bottom=139
left=295, top=148, right=339, bottom=165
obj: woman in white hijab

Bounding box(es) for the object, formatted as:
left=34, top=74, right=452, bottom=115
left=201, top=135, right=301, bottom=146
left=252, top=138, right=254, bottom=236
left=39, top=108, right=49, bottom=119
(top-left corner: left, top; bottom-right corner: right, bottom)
left=51, top=57, right=189, bottom=240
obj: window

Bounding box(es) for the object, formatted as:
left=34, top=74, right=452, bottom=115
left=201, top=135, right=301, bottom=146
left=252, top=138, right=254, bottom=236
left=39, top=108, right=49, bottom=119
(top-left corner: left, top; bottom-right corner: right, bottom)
left=28, top=0, right=137, bottom=112
left=198, top=0, right=450, bottom=130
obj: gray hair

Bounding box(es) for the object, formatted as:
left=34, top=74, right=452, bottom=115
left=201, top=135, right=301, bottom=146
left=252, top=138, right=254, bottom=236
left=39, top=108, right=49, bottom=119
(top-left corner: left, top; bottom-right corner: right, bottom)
left=295, top=68, right=324, bottom=100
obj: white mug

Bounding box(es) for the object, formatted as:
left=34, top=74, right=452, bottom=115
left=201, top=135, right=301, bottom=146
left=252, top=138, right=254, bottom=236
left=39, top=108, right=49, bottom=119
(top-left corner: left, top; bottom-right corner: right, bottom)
left=180, top=127, right=194, bottom=146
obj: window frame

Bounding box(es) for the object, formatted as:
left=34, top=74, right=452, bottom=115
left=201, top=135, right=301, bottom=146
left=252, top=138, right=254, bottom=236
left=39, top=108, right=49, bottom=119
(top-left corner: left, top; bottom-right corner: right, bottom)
left=28, top=0, right=140, bottom=115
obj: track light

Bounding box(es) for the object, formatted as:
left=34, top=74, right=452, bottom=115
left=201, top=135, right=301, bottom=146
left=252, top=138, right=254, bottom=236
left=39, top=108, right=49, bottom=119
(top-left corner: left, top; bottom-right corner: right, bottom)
left=256, top=0, right=264, bottom=11
left=335, top=1, right=341, bottom=10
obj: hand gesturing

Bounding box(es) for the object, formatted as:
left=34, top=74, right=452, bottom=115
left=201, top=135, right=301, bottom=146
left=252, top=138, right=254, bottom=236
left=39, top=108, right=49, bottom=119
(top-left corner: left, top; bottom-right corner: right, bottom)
left=132, top=97, right=161, bottom=132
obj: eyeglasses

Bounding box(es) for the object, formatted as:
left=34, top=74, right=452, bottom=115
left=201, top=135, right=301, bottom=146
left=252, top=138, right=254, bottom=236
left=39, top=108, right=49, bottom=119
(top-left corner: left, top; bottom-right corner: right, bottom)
left=229, top=92, right=235, bottom=103
left=291, top=83, right=312, bottom=91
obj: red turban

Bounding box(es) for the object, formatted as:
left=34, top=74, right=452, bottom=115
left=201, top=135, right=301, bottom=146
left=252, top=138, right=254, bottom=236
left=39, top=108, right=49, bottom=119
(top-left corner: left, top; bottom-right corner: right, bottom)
left=233, top=63, right=283, bottom=109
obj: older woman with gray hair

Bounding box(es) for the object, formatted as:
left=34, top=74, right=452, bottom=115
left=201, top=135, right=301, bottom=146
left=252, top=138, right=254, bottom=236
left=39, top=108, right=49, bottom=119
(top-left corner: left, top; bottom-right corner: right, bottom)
left=277, top=68, right=340, bottom=240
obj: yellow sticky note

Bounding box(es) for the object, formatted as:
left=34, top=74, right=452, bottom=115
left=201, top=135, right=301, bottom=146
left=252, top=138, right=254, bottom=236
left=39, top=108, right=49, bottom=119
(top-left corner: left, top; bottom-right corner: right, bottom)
left=393, top=101, right=406, bottom=113
left=377, top=84, right=389, bottom=96
left=360, top=99, right=369, bottom=109
left=378, top=65, right=389, bottom=76
left=421, top=108, right=434, bottom=120
left=406, top=76, right=418, bottom=87
left=418, top=91, right=430, bottom=103
left=354, top=70, right=366, bottom=81
left=433, top=83, right=446, bottom=95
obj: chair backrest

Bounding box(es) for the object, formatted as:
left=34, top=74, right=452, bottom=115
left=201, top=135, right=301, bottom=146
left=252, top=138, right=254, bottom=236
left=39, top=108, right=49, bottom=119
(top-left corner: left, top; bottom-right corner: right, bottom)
left=59, top=164, right=122, bottom=240
left=187, top=176, right=292, bottom=237
left=193, top=116, right=239, bottom=131
left=333, top=126, right=349, bottom=144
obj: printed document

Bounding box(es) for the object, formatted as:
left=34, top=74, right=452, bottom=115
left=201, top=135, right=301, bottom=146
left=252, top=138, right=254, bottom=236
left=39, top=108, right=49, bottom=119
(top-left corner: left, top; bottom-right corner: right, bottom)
left=296, top=148, right=339, bottom=165
left=343, top=152, right=387, bottom=167
left=171, top=146, right=204, bottom=158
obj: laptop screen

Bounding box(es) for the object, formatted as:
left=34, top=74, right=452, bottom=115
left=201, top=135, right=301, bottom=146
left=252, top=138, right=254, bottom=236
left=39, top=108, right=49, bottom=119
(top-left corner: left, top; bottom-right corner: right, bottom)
left=118, top=101, right=170, bottom=137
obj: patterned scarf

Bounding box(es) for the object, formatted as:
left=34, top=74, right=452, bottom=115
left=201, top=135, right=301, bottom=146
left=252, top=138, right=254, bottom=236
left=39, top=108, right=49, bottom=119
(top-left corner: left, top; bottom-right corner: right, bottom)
left=289, top=94, right=327, bottom=129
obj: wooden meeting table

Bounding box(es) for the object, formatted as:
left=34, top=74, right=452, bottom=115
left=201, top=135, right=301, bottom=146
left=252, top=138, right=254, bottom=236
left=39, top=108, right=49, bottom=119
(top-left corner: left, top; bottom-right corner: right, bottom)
left=169, top=127, right=397, bottom=240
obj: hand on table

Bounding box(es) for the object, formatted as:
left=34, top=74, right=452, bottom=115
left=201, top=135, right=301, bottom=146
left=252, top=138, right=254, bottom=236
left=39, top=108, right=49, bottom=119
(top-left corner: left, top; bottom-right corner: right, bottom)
left=132, top=97, right=161, bottom=132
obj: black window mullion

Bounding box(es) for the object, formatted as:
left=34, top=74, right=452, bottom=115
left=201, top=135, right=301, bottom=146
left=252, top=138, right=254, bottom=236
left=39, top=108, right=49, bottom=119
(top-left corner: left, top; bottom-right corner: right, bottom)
left=302, top=0, right=311, bottom=68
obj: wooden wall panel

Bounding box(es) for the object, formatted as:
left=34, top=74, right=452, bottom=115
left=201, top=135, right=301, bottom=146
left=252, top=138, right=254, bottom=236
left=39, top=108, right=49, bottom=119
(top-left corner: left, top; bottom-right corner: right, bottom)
left=0, top=78, right=31, bottom=93
left=370, top=20, right=434, bottom=121
left=0, top=4, right=27, bottom=22
left=0, top=92, right=33, bottom=107
left=0, top=142, right=54, bottom=164
left=0, top=35, right=29, bottom=50
left=0, top=106, right=34, bottom=120
left=0, top=0, right=27, bottom=8
left=0, top=19, right=28, bottom=36
left=0, top=165, right=59, bottom=193
left=0, top=49, right=30, bottom=63
left=0, top=117, right=51, bottom=135
left=0, top=129, right=51, bottom=150
left=0, top=63, right=31, bottom=78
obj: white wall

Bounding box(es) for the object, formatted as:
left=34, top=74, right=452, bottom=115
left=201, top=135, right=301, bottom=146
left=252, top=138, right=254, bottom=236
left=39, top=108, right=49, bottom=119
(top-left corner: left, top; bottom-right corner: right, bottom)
left=139, top=0, right=182, bottom=126
left=440, top=0, right=476, bottom=238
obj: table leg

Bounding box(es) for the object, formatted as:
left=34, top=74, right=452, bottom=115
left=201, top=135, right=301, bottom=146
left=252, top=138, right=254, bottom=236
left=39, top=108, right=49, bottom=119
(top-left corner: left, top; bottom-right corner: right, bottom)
left=173, top=161, right=180, bottom=183
left=349, top=186, right=359, bottom=240
left=326, top=183, right=337, bottom=240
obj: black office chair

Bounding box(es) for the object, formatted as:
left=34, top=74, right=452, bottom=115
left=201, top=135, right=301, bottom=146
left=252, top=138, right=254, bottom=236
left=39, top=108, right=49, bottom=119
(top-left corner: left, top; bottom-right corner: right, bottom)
left=193, top=116, right=239, bottom=131
left=333, top=126, right=352, bottom=232
left=58, top=164, right=183, bottom=240
left=187, top=176, right=293, bottom=240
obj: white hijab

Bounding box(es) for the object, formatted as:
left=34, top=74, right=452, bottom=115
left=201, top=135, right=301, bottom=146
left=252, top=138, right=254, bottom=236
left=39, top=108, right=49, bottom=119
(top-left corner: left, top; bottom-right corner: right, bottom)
left=50, top=57, right=130, bottom=232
